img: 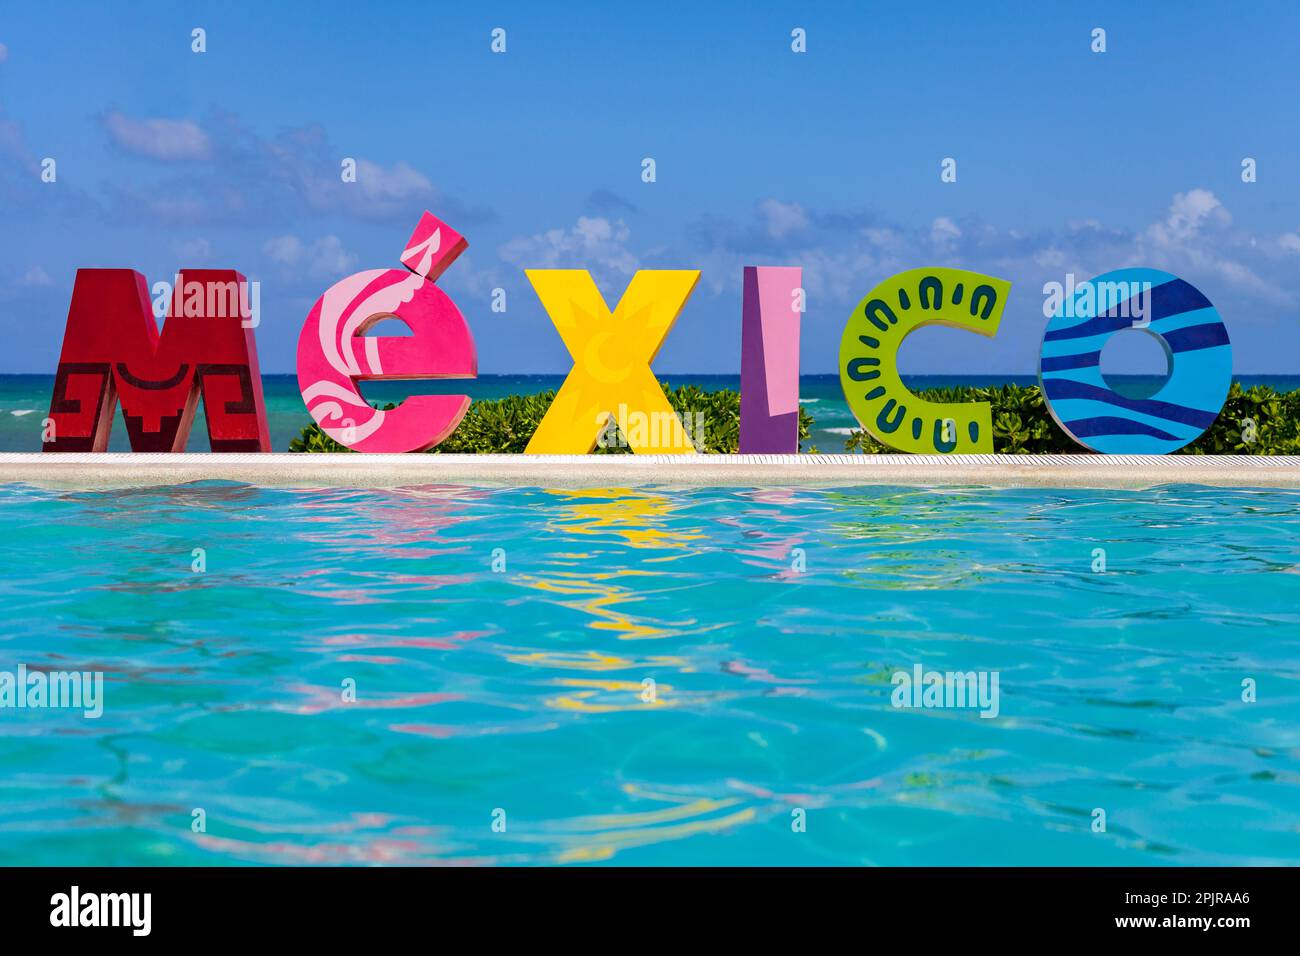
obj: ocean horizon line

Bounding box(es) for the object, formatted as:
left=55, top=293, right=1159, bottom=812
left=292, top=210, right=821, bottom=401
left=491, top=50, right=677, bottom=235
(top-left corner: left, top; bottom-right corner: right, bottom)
left=4, top=371, right=1300, bottom=380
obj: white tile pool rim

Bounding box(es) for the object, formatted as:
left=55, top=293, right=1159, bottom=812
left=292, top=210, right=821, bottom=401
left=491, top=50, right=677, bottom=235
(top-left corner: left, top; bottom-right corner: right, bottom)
left=2, top=453, right=1300, bottom=489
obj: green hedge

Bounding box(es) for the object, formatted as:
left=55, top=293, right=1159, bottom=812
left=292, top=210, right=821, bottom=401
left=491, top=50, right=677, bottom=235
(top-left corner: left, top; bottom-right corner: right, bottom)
left=288, top=382, right=816, bottom=453
left=843, top=383, right=1300, bottom=455
left=289, top=381, right=1298, bottom=455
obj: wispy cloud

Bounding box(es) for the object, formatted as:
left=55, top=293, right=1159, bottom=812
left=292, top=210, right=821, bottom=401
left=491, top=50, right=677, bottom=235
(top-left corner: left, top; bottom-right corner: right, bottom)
left=500, top=216, right=640, bottom=288
left=0, top=262, right=55, bottom=301
left=585, top=189, right=638, bottom=215
left=494, top=190, right=1299, bottom=372
left=683, top=189, right=1300, bottom=319
left=102, top=110, right=212, bottom=161
left=17, top=264, right=51, bottom=287
left=98, top=111, right=494, bottom=228
left=262, top=234, right=358, bottom=281
left=0, top=101, right=89, bottom=214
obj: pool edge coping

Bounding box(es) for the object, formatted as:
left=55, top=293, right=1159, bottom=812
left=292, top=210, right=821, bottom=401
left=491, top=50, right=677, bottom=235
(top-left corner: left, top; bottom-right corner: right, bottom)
left=2, top=453, right=1300, bottom=489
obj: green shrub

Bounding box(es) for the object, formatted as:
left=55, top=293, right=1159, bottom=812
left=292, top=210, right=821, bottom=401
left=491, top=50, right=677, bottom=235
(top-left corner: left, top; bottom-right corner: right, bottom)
left=289, top=383, right=817, bottom=454
left=289, top=381, right=1297, bottom=455
left=1180, top=383, right=1300, bottom=455
left=842, top=382, right=1300, bottom=455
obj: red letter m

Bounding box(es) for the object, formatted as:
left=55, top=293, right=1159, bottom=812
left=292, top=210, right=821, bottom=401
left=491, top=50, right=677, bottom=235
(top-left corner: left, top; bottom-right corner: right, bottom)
left=45, top=268, right=271, bottom=452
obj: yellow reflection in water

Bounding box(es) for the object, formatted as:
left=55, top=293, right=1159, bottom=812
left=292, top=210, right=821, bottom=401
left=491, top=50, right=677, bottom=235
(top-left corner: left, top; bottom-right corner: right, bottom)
left=541, top=487, right=705, bottom=553
left=544, top=678, right=673, bottom=713
left=542, top=678, right=740, bottom=714
left=520, top=569, right=695, bottom=640
left=507, top=650, right=690, bottom=671
left=542, top=785, right=758, bottom=863
left=514, top=488, right=720, bottom=641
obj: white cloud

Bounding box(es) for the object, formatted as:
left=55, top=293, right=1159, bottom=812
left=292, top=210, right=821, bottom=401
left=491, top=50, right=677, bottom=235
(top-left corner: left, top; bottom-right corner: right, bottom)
left=17, top=265, right=50, bottom=287
left=103, top=110, right=212, bottom=161
left=262, top=235, right=356, bottom=281
left=1144, top=188, right=1229, bottom=246
left=863, top=227, right=904, bottom=250
left=930, top=216, right=962, bottom=244
left=353, top=159, right=433, bottom=203
left=0, top=263, right=54, bottom=300
left=434, top=252, right=505, bottom=300
left=1032, top=247, right=1067, bottom=269
left=172, top=238, right=212, bottom=262
left=95, top=111, right=488, bottom=227
left=688, top=189, right=1300, bottom=337
left=263, top=235, right=304, bottom=265
left=500, top=216, right=639, bottom=280
left=1119, top=189, right=1292, bottom=305
left=759, top=198, right=810, bottom=239
left=292, top=153, right=439, bottom=221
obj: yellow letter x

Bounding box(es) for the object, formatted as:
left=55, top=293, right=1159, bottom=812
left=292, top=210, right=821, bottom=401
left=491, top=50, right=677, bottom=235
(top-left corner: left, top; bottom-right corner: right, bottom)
left=525, top=270, right=700, bottom=454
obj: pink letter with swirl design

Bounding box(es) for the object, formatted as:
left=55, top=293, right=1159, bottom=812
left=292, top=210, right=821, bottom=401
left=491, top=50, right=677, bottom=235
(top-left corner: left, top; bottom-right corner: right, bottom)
left=296, top=212, right=477, bottom=452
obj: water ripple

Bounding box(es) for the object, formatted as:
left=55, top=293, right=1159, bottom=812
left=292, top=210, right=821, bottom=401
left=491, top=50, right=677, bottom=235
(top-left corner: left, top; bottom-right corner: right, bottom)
left=0, top=481, right=1298, bottom=865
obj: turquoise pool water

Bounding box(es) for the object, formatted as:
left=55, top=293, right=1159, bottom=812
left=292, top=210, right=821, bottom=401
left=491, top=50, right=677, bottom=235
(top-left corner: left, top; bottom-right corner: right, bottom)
left=1, top=481, right=1297, bottom=866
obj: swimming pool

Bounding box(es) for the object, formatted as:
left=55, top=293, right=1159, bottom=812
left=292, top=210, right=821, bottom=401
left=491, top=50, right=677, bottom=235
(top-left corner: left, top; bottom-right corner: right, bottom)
left=1, top=481, right=1296, bottom=865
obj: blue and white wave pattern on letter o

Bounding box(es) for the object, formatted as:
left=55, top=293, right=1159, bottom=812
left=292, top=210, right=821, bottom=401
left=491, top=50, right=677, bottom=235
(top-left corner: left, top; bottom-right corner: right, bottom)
left=1039, top=268, right=1232, bottom=454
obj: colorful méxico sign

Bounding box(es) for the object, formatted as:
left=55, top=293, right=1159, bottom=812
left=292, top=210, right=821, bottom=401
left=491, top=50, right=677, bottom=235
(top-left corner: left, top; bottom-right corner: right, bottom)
left=42, top=212, right=1233, bottom=456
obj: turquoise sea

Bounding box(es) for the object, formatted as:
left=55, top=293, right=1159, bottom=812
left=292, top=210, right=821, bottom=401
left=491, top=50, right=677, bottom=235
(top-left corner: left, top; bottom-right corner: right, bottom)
left=1, top=373, right=1298, bottom=454
left=0, top=480, right=1298, bottom=866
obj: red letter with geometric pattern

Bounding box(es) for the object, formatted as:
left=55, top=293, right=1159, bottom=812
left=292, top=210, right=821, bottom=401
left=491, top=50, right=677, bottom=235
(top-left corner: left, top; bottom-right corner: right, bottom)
left=44, top=268, right=271, bottom=452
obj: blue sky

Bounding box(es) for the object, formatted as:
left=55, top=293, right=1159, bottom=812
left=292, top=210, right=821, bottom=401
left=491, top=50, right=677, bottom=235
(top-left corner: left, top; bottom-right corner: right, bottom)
left=2, top=0, right=1299, bottom=374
